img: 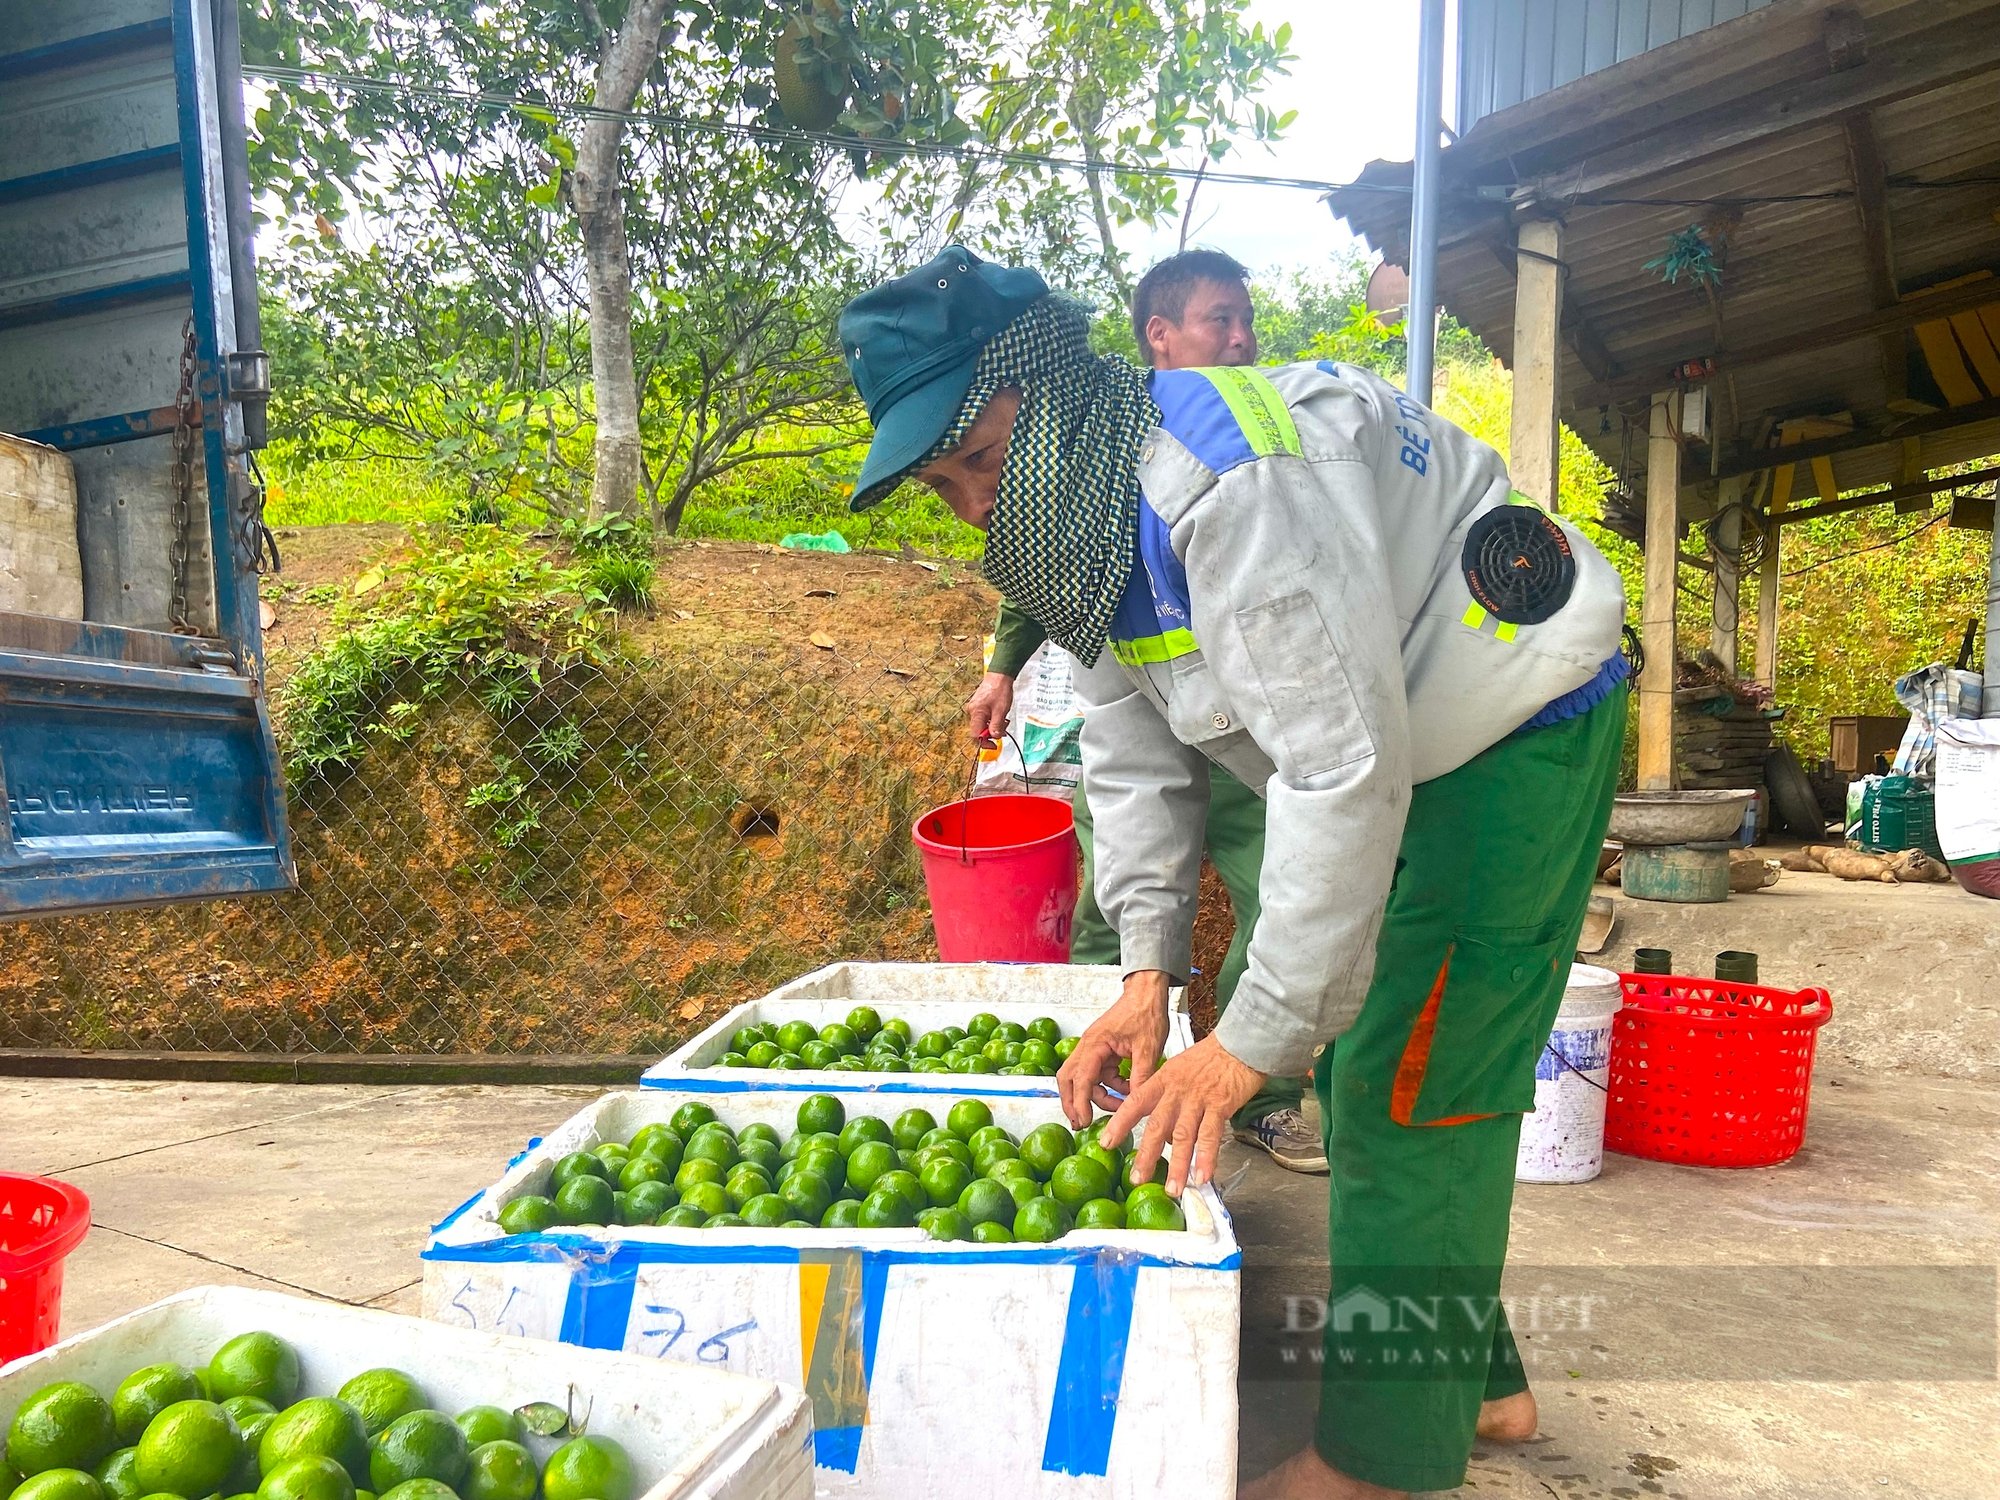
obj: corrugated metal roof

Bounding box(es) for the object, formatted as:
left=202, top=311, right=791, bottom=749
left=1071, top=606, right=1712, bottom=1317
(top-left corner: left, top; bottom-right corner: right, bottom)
left=1334, top=0, right=2000, bottom=510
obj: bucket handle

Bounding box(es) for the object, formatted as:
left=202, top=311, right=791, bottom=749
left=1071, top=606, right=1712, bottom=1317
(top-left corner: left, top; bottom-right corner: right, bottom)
left=1543, top=1041, right=1610, bottom=1093
left=962, top=729, right=1035, bottom=866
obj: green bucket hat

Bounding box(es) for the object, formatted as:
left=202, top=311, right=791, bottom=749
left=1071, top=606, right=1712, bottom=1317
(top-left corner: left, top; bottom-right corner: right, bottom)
left=838, top=246, right=1049, bottom=510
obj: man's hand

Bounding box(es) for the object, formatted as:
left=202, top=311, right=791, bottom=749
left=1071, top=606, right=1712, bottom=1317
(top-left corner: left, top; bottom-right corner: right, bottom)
left=965, top=671, right=1015, bottom=744
left=1101, top=1034, right=1267, bottom=1196
left=1058, top=970, right=1172, bottom=1127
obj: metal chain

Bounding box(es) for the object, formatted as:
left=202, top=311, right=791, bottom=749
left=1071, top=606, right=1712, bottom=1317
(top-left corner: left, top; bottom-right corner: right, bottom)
left=168, top=314, right=201, bottom=635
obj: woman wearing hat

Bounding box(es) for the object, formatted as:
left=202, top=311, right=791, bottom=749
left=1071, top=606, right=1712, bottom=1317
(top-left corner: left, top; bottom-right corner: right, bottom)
left=840, top=246, right=1628, bottom=1500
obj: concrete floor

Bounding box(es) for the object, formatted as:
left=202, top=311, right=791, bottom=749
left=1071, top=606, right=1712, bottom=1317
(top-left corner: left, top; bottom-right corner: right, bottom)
left=9, top=1068, right=1998, bottom=1498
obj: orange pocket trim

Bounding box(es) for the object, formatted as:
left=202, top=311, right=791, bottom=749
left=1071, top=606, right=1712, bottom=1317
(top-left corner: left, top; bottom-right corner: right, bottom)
left=1389, top=945, right=1498, bottom=1129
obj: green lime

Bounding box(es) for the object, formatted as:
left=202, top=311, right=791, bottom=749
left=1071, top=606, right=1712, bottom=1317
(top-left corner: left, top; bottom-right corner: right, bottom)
left=318, top=1373, right=411, bottom=1443
left=911, top=1031, right=948, bottom=1060
left=375, top=1482, right=456, bottom=1500
left=1013, top=1196, right=1073, bottom=1243
left=815, top=1023, right=859, bottom=1056
left=206, top=1337, right=297, bottom=1411
left=1002, top=1175, right=1043, bottom=1210
left=843, top=1006, right=881, bottom=1040
left=835, top=1118, right=892, bottom=1158
left=1019, top=1041, right=1059, bottom=1074
left=367, top=1413, right=464, bottom=1495
left=796, top=1145, right=845, bottom=1191
left=450, top=1410, right=522, bottom=1452
left=255, top=1456, right=352, bottom=1500
left=842, top=1141, right=897, bottom=1195
left=1055, top=1036, right=1078, bottom=1060
left=1025, top=1016, right=1060, bottom=1044
left=1048, top=1154, right=1113, bottom=1211
left=1074, top=1197, right=1126, bottom=1229
left=703, top=1212, right=746, bottom=1228
left=622, top=1181, right=675, bottom=1223
left=968, top=1124, right=1014, bottom=1151
left=460, top=1441, right=536, bottom=1500
left=773, top=1021, right=816, bottom=1054
left=1125, top=1190, right=1188, bottom=1231
left=916, top=1207, right=972, bottom=1241
left=668, top=1101, right=717, bottom=1138
left=820, top=1199, right=862, bottom=1229
left=683, top=1128, right=738, bottom=1171
left=112, top=1370, right=203, bottom=1449
left=540, top=1436, right=633, bottom=1500
left=916, top=1157, right=973, bottom=1208
left=889, top=1109, right=936, bottom=1151
left=727, top=1023, right=764, bottom=1055
left=1019, top=1123, right=1076, bottom=1179
left=965, top=1012, right=998, bottom=1038
left=956, top=1178, right=1015, bottom=1228
left=259, top=1399, right=366, bottom=1483
left=10, top=1472, right=105, bottom=1500
left=874, top=1170, right=926, bottom=1216
left=856, top=1188, right=915, bottom=1230
left=616, top=1155, right=669, bottom=1191
left=883, top=1018, right=913, bottom=1043
left=10, top=1382, right=119, bottom=1476
left=548, top=1153, right=606, bottom=1191
left=657, top=1204, right=707, bottom=1228
left=945, top=1100, right=993, bottom=1142
left=737, top=1138, right=781, bottom=1175
left=679, top=1181, right=729, bottom=1218
left=93, top=1449, right=141, bottom=1500
left=133, top=1401, right=241, bottom=1498
left=628, top=1125, right=683, bottom=1168
left=495, top=1196, right=557, bottom=1235
left=590, top=1143, right=630, bottom=1172
left=723, top=1165, right=773, bottom=1209
left=778, top=1171, right=832, bottom=1223
left=672, top=1158, right=724, bottom=1194
left=739, top=1193, right=789, bottom=1227
left=745, top=1041, right=782, bottom=1068
left=974, top=1142, right=1022, bottom=1177
left=718, top=1052, right=750, bottom=1067
left=969, top=1221, right=1014, bottom=1244
left=554, top=1175, right=615, bottom=1226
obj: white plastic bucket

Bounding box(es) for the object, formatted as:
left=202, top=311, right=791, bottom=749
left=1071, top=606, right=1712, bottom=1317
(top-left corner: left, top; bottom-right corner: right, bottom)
left=1516, top=963, right=1623, bottom=1184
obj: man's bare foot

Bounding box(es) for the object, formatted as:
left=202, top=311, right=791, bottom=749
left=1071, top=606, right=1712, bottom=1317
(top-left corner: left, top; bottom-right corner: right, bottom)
left=1238, top=1446, right=1407, bottom=1500
left=1475, top=1388, right=1538, bottom=1442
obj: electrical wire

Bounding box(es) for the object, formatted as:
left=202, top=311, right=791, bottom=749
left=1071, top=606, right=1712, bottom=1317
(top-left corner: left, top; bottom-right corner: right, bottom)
left=1782, top=512, right=1946, bottom=579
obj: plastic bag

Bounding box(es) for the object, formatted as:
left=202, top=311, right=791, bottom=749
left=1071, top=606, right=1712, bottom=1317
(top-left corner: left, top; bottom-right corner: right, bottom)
left=1892, top=664, right=1982, bottom=776
left=1935, top=718, right=2000, bottom=898
left=972, top=639, right=1083, bottom=799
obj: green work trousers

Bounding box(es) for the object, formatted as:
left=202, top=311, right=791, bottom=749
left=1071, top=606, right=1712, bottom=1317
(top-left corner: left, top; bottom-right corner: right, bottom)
left=1310, top=688, right=1625, bottom=1493
left=1070, top=764, right=1302, bottom=1125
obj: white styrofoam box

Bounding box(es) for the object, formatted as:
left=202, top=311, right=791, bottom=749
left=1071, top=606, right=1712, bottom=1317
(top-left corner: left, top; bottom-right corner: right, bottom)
left=0, top=433, right=83, bottom=619
left=641, top=961, right=1192, bottom=1096
left=0, top=1287, right=812, bottom=1500
left=423, top=1090, right=1241, bottom=1500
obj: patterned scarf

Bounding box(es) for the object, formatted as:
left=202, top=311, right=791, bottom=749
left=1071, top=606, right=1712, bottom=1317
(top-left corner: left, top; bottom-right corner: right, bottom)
left=928, top=298, right=1158, bottom=667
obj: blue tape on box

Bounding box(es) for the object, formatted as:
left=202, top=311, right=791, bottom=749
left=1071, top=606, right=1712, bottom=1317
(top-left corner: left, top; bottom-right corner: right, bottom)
left=1040, top=1253, right=1141, bottom=1476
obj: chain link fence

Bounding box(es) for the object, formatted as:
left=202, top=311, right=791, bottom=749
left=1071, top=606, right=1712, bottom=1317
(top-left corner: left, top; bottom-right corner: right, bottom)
left=1, top=541, right=997, bottom=1057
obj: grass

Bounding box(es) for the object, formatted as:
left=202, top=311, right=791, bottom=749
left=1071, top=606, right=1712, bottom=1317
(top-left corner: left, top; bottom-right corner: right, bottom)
left=263, top=445, right=466, bottom=528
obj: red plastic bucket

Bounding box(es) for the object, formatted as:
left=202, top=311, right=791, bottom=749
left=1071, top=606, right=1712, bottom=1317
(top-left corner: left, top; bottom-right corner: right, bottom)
left=1604, top=974, right=1833, bottom=1168
left=0, top=1175, right=92, bottom=1361
left=913, top=794, right=1079, bottom=962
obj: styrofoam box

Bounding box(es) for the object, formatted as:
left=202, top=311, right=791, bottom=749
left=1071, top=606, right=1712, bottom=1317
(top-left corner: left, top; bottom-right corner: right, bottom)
left=423, top=1089, right=1241, bottom=1500
left=0, top=1286, right=812, bottom=1500
left=641, top=961, right=1192, bottom=1097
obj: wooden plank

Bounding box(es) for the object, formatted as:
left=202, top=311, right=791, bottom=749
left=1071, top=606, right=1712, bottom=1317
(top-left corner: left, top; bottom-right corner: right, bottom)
left=1714, top=391, right=2000, bottom=478
left=1914, top=319, right=1986, bottom=405
left=1640, top=391, right=1681, bottom=791
left=1842, top=113, right=1911, bottom=409
left=1949, top=310, right=2000, bottom=395
left=1710, top=476, right=1746, bottom=675
left=1524, top=12, right=2000, bottom=204
left=1756, top=470, right=1784, bottom=691
left=1769, top=461, right=2000, bottom=524
left=1509, top=218, right=1566, bottom=509
left=1575, top=275, right=2000, bottom=410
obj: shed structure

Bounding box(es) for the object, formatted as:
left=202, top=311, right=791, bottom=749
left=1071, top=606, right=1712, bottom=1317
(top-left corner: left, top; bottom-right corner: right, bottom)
left=1330, top=0, right=2000, bottom=788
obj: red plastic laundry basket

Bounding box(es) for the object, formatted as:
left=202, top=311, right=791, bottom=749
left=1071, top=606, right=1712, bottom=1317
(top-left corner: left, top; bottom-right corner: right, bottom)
left=1605, top=974, right=1833, bottom=1168
left=0, top=1175, right=92, bottom=1362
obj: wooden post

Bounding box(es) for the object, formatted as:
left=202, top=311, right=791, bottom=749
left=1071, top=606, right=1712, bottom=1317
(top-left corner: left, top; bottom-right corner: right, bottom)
left=1710, top=476, right=1745, bottom=676
left=1639, top=392, right=1681, bottom=791
left=1755, top=466, right=1789, bottom=689
left=1509, top=217, right=1565, bottom=509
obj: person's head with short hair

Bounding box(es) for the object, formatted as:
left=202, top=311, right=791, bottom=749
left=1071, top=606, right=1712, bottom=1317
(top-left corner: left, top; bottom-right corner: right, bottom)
left=1130, top=249, right=1257, bottom=369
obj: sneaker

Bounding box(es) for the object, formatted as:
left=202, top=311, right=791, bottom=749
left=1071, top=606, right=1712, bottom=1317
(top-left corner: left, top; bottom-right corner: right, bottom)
left=1233, top=1107, right=1328, bottom=1174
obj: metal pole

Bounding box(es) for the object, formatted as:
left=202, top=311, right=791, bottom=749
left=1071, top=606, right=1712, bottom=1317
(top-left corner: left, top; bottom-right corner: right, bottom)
left=1406, top=0, right=1448, bottom=406
left=1983, top=496, right=2000, bottom=717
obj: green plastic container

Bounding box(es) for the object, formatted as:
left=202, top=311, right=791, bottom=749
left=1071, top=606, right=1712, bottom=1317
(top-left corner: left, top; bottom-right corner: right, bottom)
left=1858, top=774, right=1944, bottom=859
